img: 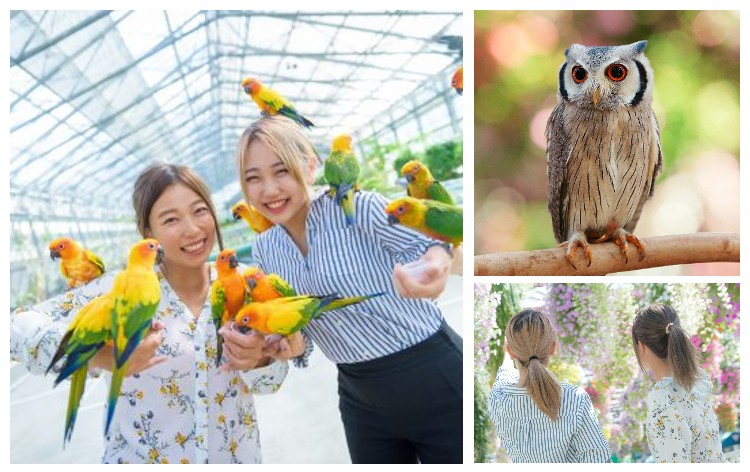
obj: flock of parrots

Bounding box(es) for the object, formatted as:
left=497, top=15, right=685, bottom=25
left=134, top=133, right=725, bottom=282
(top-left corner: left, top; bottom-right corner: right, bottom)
left=41, top=66, right=463, bottom=445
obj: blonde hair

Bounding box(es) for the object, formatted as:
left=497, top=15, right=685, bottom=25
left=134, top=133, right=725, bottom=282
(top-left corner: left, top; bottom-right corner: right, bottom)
left=236, top=115, right=318, bottom=203
left=506, top=310, right=562, bottom=420
left=632, top=303, right=701, bottom=392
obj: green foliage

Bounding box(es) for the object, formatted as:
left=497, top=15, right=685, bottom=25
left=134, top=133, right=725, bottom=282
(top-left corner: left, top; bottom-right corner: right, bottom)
left=424, top=139, right=463, bottom=181
left=486, top=283, right=521, bottom=382
left=474, top=374, right=491, bottom=463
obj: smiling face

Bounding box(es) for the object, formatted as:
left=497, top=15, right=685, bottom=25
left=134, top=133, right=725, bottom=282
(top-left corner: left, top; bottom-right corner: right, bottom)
left=146, top=183, right=217, bottom=272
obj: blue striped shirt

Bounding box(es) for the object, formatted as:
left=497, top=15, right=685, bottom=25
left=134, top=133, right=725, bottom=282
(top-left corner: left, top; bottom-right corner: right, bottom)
left=252, top=190, right=445, bottom=364
left=488, top=367, right=612, bottom=463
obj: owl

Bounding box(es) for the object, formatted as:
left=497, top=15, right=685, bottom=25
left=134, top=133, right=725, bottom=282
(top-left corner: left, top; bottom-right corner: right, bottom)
left=546, top=40, right=663, bottom=269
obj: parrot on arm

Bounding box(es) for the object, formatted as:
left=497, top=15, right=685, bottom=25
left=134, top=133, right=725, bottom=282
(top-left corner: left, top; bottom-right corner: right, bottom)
left=451, top=65, right=463, bottom=95
left=385, top=197, right=463, bottom=252
left=46, top=294, right=113, bottom=445
left=324, top=134, right=360, bottom=226
left=241, top=77, right=314, bottom=128
left=400, top=160, right=454, bottom=205
left=49, top=237, right=105, bottom=288
left=106, top=239, right=163, bottom=437
left=211, top=249, right=249, bottom=367
left=231, top=200, right=274, bottom=234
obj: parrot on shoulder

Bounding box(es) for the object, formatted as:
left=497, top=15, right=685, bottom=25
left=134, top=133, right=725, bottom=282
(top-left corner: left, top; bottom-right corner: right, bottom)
left=452, top=65, right=463, bottom=95
left=47, top=294, right=113, bottom=445
left=241, top=77, right=314, bottom=128
left=385, top=197, right=463, bottom=251
left=106, top=239, right=163, bottom=437
left=400, top=160, right=454, bottom=205
left=211, top=249, right=249, bottom=366
left=49, top=237, right=105, bottom=288
left=324, top=134, right=360, bottom=226
left=231, top=200, right=274, bottom=234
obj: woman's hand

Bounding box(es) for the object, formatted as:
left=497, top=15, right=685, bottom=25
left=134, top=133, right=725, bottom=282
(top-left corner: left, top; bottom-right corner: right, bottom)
left=263, top=332, right=306, bottom=361
left=218, top=324, right=271, bottom=372
left=393, top=245, right=453, bottom=299
left=90, top=321, right=168, bottom=376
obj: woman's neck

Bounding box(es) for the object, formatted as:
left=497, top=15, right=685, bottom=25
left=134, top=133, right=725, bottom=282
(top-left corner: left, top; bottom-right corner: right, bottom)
left=161, top=262, right=210, bottom=316
left=282, top=191, right=312, bottom=255
left=649, top=360, right=674, bottom=382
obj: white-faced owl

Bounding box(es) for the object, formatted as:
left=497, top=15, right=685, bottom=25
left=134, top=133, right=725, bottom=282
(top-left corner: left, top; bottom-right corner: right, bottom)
left=546, top=40, right=663, bottom=269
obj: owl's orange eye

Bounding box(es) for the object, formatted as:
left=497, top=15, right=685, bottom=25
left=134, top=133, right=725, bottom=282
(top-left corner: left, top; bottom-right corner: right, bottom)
left=572, top=66, right=588, bottom=83
left=606, top=64, right=627, bottom=81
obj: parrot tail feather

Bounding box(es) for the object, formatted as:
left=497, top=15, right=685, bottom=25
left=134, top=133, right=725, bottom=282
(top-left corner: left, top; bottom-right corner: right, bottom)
left=63, top=367, right=87, bottom=446
left=105, top=365, right=125, bottom=438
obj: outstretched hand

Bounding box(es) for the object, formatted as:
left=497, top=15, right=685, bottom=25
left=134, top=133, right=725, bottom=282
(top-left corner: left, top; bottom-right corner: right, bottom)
left=218, top=324, right=270, bottom=372
left=393, top=245, right=453, bottom=299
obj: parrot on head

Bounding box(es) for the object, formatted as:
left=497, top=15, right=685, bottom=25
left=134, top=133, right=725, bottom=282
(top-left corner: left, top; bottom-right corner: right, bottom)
left=47, top=294, right=113, bottom=445
left=106, top=238, right=163, bottom=437
left=451, top=65, right=463, bottom=95
left=324, top=134, right=360, bottom=226
left=241, top=77, right=314, bottom=128
left=385, top=197, right=463, bottom=251
left=211, top=249, right=249, bottom=367
left=48, top=237, right=105, bottom=288
left=231, top=200, right=274, bottom=234
left=400, top=160, right=455, bottom=205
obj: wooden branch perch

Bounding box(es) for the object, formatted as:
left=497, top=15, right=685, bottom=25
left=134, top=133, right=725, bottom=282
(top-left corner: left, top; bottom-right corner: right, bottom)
left=474, top=233, right=739, bottom=276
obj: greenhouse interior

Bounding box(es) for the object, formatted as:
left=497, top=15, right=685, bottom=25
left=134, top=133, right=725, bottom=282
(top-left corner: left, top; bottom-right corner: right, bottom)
left=10, top=10, right=463, bottom=463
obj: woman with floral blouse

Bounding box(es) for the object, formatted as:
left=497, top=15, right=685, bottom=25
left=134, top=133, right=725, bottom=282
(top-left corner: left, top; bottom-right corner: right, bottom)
left=10, top=163, right=287, bottom=463
left=632, top=303, right=725, bottom=463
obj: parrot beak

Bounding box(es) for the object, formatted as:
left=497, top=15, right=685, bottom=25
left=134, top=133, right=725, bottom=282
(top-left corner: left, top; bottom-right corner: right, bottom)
left=243, top=85, right=252, bottom=95
left=246, top=278, right=257, bottom=290
left=404, top=173, right=414, bottom=183
left=50, top=249, right=61, bottom=261
left=229, top=255, right=238, bottom=269
left=156, top=247, right=164, bottom=264
left=387, top=214, right=400, bottom=226
left=236, top=325, right=250, bottom=334
left=232, top=211, right=240, bottom=221
left=457, top=88, right=463, bottom=96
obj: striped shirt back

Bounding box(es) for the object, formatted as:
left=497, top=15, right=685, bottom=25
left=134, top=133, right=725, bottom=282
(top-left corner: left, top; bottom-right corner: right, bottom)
left=488, top=367, right=612, bottom=463
left=252, top=190, right=445, bottom=364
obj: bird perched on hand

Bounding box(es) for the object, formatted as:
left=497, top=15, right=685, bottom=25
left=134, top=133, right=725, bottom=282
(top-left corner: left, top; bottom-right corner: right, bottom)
left=107, top=239, right=162, bottom=436
left=49, top=237, right=105, bottom=288
left=546, top=40, right=663, bottom=269
left=232, top=200, right=274, bottom=234
left=400, top=160, right=454, bottom=205
left=211, top=249, right=249, bottom=366
left=241, top=77, right=314, bottom=128
left=324, top=134, right=360, bottom=226
left=451, top=65, right=463, bottom=95
left=385, top=197, right=463, bottom=250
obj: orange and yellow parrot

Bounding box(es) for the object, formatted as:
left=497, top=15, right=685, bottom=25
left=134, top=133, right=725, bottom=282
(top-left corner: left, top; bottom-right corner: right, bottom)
left=324, top=134, right=360, bottom=226
left=400, top=160, right=454, bottom=205
left=231, top=200, right=274, bottom=234
left=243, top=267, right=295, bottom=302
left=47, top=294, right=113, bottom=445
left=241, top=77, right=314, bottom=128
left=48, top=237, right=105, bottom=288
left=211, top=249, right=249, bottom=366
left=106, top=239, right=162, bottom=437
left=451, top=65, right=463, bottom=95
left=385, top=197, right=463, bottom=249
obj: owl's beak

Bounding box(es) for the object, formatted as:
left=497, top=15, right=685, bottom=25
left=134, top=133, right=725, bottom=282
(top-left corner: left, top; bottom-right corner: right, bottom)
left=592, top=89, right=601, bottom=107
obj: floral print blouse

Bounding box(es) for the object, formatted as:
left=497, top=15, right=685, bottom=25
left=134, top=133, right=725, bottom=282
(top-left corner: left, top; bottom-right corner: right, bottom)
left=10, top=265, right=288, bottom=463
left=646, top=375, right=725, bottom=463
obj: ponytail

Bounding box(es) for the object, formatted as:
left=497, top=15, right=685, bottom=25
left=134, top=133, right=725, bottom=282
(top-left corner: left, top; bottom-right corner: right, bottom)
left=506, top=310, right=562, bottom=420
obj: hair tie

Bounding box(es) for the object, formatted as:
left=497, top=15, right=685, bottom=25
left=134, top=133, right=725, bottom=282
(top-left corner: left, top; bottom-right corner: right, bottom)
left=665, top=322, right=675, bottom=334
left=528, top=355, right=539, bottom=362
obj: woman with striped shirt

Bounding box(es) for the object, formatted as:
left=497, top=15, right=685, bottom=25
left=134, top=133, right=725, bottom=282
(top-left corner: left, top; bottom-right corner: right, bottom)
left=488, top=310, right=611, bottom=463
left=234, top=116, right=462, bottom=464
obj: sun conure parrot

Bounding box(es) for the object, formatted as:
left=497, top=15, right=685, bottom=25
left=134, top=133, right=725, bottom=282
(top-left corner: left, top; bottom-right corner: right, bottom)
left=451, top=65, right=463, bottom=95
left=242, top=267, right=382, bottom=312
left=49, top=237, right=105, bottom=288
left=241, top=77, right=314, bottom=128
left=324, top=134, right=360, bottom=226
left=400, top=160, right=454, bottom=205
left=231, top=200, right=274, bottom=234
left=47, top=294, right=113, bottom=445
left=211, top=249, right=249, bottom=367
left=234, top=291, right=384, bottom=337
left=106, top=239, right=163, bottom=437
left=385, top=197, right=463, bottom=251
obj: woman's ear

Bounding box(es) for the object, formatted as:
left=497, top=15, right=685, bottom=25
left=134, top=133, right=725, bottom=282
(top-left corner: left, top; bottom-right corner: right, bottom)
left=505, top=345, right=517, bottom=361
left=549, top=340, right=557, bottom=356
left=306, top=157, right=317, bottom=185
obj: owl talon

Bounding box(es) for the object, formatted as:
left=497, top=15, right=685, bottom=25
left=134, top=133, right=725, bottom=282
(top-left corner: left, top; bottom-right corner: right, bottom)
left=612, top=229, right=645, bottom=264
left=563, top=235, right=592, bottom=270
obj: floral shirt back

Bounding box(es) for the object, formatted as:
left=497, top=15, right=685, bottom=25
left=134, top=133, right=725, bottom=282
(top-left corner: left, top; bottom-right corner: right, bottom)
left=646, top=376, right=725, bottom=463
left=10, top=265, right=288, bottom=463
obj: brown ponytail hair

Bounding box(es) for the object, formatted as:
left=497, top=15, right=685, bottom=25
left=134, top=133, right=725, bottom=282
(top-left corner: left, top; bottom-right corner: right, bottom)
left=505, top=310, right=562, bottom=421
left=632, top=303, right=700, bottom=392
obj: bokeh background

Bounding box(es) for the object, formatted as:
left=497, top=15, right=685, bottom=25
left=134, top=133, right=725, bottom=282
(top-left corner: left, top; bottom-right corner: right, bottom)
left=474, top=11, right=739, bottom=275
left=474, top=283, right=740, bottom=463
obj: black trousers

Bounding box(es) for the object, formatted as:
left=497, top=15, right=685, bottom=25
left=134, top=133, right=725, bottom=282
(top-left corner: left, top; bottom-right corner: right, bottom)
left=336, top=321, right=463, bottom=464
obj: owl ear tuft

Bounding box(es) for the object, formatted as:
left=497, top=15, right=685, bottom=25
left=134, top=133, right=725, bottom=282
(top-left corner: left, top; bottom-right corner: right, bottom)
left=633, top=40, right=648, bottom=54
